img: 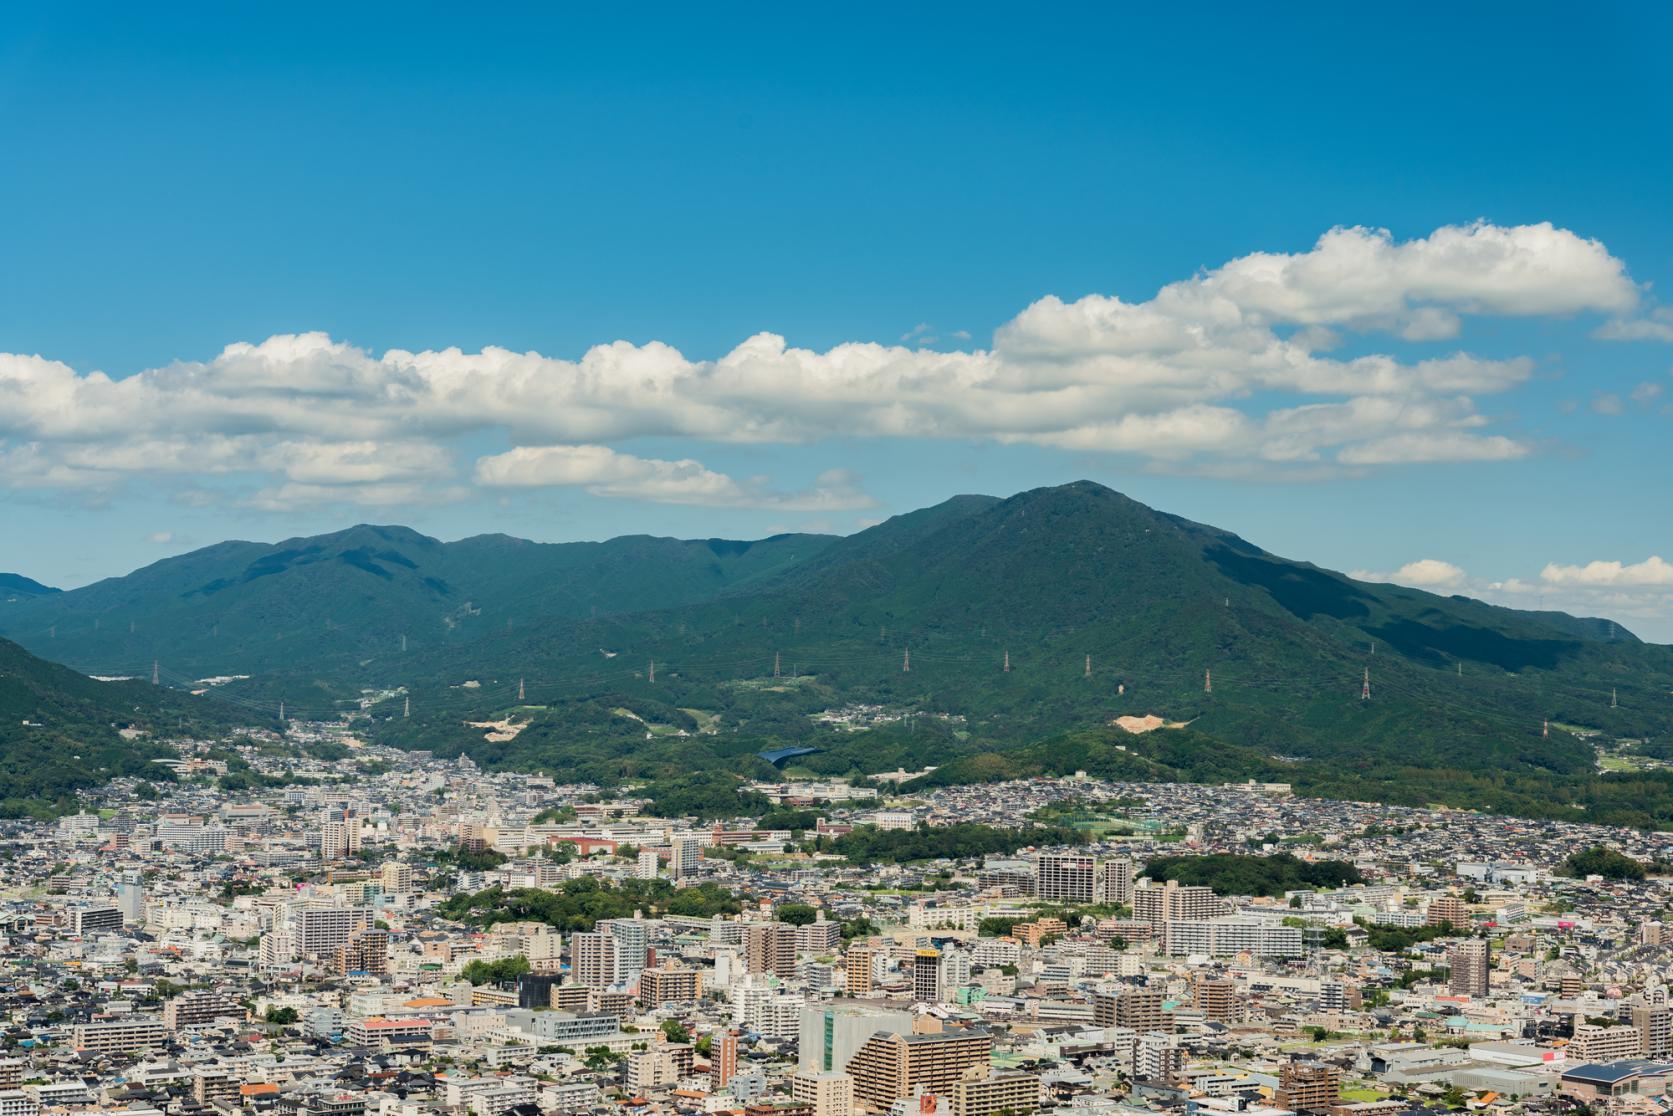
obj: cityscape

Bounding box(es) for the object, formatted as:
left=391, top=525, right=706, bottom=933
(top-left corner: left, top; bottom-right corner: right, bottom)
left=4, top=7, right=1673, bottom=1116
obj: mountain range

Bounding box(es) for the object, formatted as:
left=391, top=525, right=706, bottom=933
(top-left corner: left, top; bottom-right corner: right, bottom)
left=5, top=481, right=1673, bottom=825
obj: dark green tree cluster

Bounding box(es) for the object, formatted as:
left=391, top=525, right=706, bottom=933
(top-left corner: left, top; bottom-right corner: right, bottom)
left=461, top=955, right=531, bottom=986
left=1142, top=852, right=1362, bottom=897
left=438, top=876, right=742, bottom=931
left=816, top=822, right=1086, bottom=865
left=1559, top=846, right=1647, bottom=880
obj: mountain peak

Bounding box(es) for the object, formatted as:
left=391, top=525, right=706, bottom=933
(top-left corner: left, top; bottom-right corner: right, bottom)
left=0, top=572, right=60, bottom=599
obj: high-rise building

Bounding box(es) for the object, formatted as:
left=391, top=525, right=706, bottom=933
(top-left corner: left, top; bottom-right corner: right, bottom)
left=601, top=916, right=648, bottom=987
left=1097, top=858, right=1135, bottom=907
left=163, top=991, right=244, bottom=1031
left=1276, top=1061, right=1340, bottom=1114
left=1428, top=895, right=1469, bottom=928
left=292, top=906, right=373, bottom=958
left=844, top=947, right=875, bottom=995
left=641, top=965, right=703, bottom=1006
left=671, top=836, right=701, bottom=879
left=792, top=1071, right=855, bottom=1116
left=116, top=872, right=146, bottom=924
left=797, top=1003, right=916, bottom=1075
left=947, top=1073, right=1040, bottom=1116
left=336, top=927, right=390, bottom=976
left=1035, top=852, right=1096, bottom=905
left=912, top=950, right=941, bottom=1004
left=320, top=805, right=361, bottom=861
left=636, top=850, right=661, bottom=879
left=571, top=932, right=617, bottom=988
left=1132, top=880, right=1225, bottom=925
left=1448, top=939, right=1490, bottom=997
left=380, top=861, right=414, bottom=895
left=1634, top=1003, right=1673, bottom=1058
left=712, top=1030, right=739, bottom=1089
left=1093, top=986, right=1164, bottom=1034
left=1135, top=1033, right=1186, bottom=1083
left=1193, top=974, right=1236, bottom=1023
left=797, top=914, right=842, bottom=954
left=845, top=1030, right=993, bottom=1112
left=745, top=922, right=799, bottom=979
left=69, top=906, right=124, bottom=936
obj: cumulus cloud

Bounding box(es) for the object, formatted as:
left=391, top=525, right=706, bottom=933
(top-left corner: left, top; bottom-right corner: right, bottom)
left=1350, top=559, right=1468, bottom=589
left=1541, top=556, right=1673, bottom=588
left=1596, top=306, right=1673, bottom=343
left=474, top=446, right=874, bottom=511
left=0, top=220, right=1644, bottom=506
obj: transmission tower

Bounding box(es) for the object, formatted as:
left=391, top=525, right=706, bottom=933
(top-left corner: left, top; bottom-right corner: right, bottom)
left=902, top=647, right=911, bottom=673
left=1361, top=668, right=1371, bottom=701
left=773, top=652, right=781, bottom=678
left=1003, top=649, right=1010, bottom=673
left=518, top=677, right=525, bottom=702
left=152, top=659, right=160, bottom=686
left=1085, top=655, right=1092, bottom=679
left=1204, top=669, right=1212, bottom=695
left=648, top=660, right=656, bottom=684
left=403, top=696, right=410, bottom=718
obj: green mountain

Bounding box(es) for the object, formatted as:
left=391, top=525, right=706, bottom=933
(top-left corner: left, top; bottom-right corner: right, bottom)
left=344, top=482, right=1673, bottom=826
left=0, top=525, right=835, bottom=679
left=9, top=482, right=1673, bottom=826
left=1, top=573, right=58, bottom=602
left=0, top=636, right=237, bottom=817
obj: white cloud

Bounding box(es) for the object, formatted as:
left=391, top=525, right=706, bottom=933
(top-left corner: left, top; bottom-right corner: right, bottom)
left=1541, top=556, right=1673, bottom=588
left=1592, top=393, right=1625, bottom=416
left=0, top=220, right=1644, bottom=504
left=1596, top=306, right=1673, bottom=342
left=1350, top=558, right=1469, bottom=589
left=144, top=531, right=173, bottom=544
left=474, top=445, right=875, bottom=511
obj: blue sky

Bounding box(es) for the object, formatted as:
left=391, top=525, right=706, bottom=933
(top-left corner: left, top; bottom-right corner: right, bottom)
left=3, top=4, right=1673, bottom=635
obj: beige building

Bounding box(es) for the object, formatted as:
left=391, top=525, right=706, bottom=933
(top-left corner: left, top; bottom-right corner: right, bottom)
left=792, top=1071, right=855, bottom=1116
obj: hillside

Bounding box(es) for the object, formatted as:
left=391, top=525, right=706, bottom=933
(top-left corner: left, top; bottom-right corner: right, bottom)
left=0, top=525, right=835, bottom=678
left=9, top=481, right=1673, bottom=827
left=309, top=482, right=1673, bottom=825
left=1, top=573, right=58, bottom=602
left=0, top=637, right=239, bottom=817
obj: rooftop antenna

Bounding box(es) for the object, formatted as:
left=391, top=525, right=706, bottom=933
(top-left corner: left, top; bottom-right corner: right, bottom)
left=1204, top=669, right=1212, bottom=695
left=902, top=647, right=911, bottom=673
left=518, top=677, right=525, bottom=702
left=1003, top=649, right=1010, bottom=673
left=1085, top=655, right=1092, bottom=679
left=773, top=652, right=781, bottom=679
left=1361, top=668, right=1371, bottom=702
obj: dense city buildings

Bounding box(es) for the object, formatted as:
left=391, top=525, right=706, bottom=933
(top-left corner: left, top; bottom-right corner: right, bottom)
left=7, top=726, right=1673, bottom=1116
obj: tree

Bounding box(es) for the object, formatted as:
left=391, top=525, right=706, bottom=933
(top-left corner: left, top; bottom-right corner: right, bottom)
left=264, top=1006, right=300, bottom=1024
left=660, top=1019, right=691, bottom=1044
left=776, top=903, right=818, bottom=926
